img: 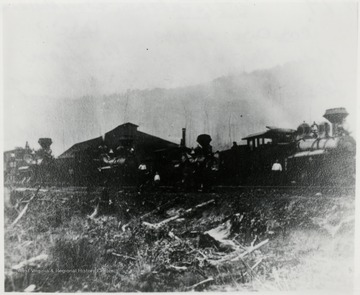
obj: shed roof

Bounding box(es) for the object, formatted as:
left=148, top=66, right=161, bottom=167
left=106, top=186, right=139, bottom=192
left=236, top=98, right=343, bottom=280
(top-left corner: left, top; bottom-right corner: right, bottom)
left=58, top=122, right=178, bottom=159
left=58, top=137, right=103, bottom=159
left=242, top=127, right=296, bottom=140
left=242, top=131, right=269, bottom=140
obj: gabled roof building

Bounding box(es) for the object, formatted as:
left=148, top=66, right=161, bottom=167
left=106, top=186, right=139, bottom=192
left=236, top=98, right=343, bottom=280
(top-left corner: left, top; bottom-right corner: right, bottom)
left=58, top=122, right=179, bottom=161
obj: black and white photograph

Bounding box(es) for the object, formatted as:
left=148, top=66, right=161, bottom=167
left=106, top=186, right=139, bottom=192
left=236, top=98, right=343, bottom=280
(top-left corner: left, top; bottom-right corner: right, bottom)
left=2, top=0, right=358, bottom=293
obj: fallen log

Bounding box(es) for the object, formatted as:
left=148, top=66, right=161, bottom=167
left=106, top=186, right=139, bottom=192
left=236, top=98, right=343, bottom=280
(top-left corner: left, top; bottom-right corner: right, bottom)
left=121, top=197, right=180, bottom=232
left=243, top=258, right=263, bottom=277
left=208, top=239, right=269, bottom=265
left=202, top=219, right=239, bottom=251
left=168, top=231, right=181, bottom=241
left=112, top=253, right=136, bottom=260
left=142, top=215, right=179, bottom=230
left=167, top=265, right=187, bottom=271
left=186, top=277, right=214, bottom=291
left=12, top=254, right=48, bottom=271
left=231, top=239, right=269, bottom=262
left=88, top=203, right=99, bottom=219
left=10, top=185, right=42, bottom=228
left=142, top=199, right=215, bottom=229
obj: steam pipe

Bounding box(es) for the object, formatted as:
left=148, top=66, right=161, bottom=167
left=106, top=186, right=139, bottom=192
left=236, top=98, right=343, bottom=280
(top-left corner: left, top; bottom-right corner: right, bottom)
left=181, top=128, right=186, bottom=147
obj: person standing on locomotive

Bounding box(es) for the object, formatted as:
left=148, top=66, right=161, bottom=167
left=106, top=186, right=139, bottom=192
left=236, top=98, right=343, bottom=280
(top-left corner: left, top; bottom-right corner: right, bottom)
left=194, top=134, right=214, bottom=192
left=179, top=151, right=195, bottom=191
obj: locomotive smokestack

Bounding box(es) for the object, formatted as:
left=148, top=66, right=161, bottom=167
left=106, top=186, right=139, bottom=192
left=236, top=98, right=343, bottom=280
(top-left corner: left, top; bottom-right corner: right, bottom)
left=38, top=138, right=52, bottom=150
left=323, top=108, right=349, bottom=136
left=197, top=134, right=212, bottom=147
left=181, top=128, right=186, bottom=147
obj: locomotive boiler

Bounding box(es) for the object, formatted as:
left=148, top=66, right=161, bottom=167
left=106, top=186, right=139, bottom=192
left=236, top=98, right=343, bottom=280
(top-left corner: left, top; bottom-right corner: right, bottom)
left=287, top=108, right=356, bottom=185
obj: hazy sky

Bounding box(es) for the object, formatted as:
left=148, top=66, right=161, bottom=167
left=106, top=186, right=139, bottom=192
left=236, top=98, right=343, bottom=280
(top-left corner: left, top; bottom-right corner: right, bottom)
left=2, top=0, right=358, bottom=153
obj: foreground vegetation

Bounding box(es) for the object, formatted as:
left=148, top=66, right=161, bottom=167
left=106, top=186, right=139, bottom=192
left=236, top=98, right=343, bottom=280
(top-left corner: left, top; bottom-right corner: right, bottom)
left=4, top=186, right=356, bottom=292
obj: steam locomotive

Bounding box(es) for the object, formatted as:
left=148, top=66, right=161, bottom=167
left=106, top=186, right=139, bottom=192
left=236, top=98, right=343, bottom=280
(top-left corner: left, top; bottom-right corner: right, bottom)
left=3, top=138, right=56, bottom=185
left=218, top=107, right=356, bottom=186
left=287, top=108, right=356, bottom=186
left=4, top=108, right=355, bottom=188
left=92, top=133, right=219, bottom=191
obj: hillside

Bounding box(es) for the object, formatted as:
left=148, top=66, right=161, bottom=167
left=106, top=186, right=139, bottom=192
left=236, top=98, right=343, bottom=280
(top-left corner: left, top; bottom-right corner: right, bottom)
left=46, top=60, right=356, bottom=155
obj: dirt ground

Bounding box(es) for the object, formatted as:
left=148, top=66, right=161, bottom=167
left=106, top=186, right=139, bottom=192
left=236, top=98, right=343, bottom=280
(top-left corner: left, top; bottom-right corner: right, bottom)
left=4, top=186, right=356, bottom=292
